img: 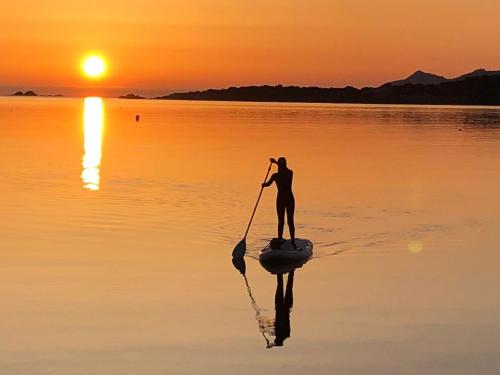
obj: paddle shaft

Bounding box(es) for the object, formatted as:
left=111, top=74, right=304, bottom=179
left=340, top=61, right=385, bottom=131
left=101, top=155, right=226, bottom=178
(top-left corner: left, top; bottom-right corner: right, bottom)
left=244, top=162, right=273, bottom=239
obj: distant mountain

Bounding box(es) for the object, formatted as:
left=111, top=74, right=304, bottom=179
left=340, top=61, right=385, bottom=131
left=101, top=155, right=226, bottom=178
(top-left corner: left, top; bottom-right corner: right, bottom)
left=386, top=70, right=448, bottom=86
left=453, top=68, right=500, bottom=81
left=386, top=68, right=500, bottom=87
left=157, top=75, right=500, bottom=105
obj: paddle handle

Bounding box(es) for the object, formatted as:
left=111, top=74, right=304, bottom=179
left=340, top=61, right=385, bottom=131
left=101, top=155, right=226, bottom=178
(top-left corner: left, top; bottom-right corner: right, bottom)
left=244, top=162, right=273, bottom=239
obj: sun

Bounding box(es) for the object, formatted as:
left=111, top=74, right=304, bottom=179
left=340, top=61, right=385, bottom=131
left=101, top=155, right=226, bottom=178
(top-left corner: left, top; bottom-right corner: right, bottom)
left=82, top=55, right=107, bottom=79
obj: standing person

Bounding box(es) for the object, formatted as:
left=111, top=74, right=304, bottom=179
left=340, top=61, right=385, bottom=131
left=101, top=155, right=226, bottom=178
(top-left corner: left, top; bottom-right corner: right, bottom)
left=262, top=157, right=296, bottom=249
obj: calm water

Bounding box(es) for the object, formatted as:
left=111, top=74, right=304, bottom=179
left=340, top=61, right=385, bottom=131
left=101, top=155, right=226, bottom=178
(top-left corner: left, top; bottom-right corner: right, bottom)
left=1, top=97, right=500, bottom=374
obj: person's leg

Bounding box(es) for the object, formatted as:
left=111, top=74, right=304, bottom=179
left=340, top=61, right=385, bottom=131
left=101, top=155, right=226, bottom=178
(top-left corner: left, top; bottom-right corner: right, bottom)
left=276, top=198, right=285, bottom=240
left=274, top=274, right=286, bottom=346
left=285, top=270, right=294, bottom=309
left=275, top=274, right=284, bottom=305
left=286, top=196, right=296, bottom=247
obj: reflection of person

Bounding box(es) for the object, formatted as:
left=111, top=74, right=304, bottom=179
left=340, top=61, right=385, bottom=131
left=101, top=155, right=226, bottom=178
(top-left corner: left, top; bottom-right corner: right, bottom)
left=262, top=157, right=296, bottom=248
left=274, top=270, right=294, bottom=346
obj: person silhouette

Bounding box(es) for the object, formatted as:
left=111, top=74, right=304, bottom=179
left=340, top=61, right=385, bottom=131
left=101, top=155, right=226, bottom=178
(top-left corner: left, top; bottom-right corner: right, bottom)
left=273, top=270, right=294, bottom=346
left=262, top=157, right=296, bottom=248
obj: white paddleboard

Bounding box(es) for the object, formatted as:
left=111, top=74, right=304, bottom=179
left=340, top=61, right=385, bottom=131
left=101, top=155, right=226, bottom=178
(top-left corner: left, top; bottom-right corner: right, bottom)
left=259, top=238, right=313, bottom=264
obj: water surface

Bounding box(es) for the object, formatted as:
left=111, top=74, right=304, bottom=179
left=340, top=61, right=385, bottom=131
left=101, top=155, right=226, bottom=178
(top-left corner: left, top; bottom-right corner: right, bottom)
left=1, top=97, right=500, bottom=374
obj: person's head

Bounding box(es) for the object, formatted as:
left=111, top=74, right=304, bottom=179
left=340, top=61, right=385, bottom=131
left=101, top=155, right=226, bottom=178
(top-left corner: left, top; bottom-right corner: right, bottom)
left=277, top=157, right=287, bottom=170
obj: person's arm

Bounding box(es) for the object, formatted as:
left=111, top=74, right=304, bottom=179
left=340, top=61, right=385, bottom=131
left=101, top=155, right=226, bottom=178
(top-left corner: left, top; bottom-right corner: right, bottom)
left=262, top=173, right=276, bottom=188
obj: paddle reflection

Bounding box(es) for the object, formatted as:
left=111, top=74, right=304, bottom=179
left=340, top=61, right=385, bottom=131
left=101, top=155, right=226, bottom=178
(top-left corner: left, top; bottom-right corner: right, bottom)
left=81, top=97, right=104, bottom=191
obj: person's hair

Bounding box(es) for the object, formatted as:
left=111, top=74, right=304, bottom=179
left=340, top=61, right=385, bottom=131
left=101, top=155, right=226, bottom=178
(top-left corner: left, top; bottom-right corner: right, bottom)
left=278, top=157, right=287, bottom=168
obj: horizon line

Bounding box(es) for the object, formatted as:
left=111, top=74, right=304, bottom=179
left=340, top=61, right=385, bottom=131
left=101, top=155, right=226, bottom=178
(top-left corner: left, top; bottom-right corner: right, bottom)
left=2, top=66, right=499, bottom=98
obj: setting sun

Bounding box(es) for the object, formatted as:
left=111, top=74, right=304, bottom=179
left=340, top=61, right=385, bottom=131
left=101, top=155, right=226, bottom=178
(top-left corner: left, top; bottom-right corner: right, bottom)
left=82, top=55, right=107, bottom=79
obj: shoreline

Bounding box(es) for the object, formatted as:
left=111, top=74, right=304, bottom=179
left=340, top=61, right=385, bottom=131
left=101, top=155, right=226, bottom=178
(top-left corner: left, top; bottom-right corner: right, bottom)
left=2, top=94, right=500, bottom=108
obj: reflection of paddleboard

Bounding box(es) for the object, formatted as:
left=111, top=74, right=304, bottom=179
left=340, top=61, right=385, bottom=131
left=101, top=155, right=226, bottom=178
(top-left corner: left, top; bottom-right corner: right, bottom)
left=259, top=239, right=313, bottom=274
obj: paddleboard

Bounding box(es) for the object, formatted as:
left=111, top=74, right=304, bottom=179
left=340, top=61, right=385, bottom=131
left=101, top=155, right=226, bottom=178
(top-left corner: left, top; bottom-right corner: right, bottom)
left=259, top=239, right=313, bottom=274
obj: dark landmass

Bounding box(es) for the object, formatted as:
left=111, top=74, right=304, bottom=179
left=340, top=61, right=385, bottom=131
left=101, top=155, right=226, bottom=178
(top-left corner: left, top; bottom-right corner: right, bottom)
left=119, top=93, right=145, bottom=99
left=386, top=68, right=500, bottom=86
left=7, top=68, right=500, bottom=105
left=10, top=91, right=63, bottom=97
left=158, top=74, right=500, bottom=106
left=387, top=70, right=448, bottom=86
left=453, top=68, right=500, bottom=81
left=12, top=90, right=38, bottom=96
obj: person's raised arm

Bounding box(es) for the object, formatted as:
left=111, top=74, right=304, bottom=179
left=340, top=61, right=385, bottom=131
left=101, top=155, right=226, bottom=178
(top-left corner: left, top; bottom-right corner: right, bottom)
left=262, top=173, right=276, bottom=188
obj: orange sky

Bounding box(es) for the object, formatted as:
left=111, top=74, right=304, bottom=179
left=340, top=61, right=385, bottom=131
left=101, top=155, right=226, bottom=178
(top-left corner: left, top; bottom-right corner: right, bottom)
left=1, top=0, right=500, bottom=96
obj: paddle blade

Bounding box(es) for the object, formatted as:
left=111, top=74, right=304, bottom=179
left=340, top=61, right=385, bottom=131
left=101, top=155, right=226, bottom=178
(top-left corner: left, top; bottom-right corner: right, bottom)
left=232, top=238, right=246, bottom=258
left=232, top=256, right=246, bottom=275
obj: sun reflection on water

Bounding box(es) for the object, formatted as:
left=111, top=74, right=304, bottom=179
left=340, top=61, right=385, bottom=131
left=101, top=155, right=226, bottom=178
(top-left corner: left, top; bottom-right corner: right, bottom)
left=408, top=240, right=423, bottom=254
left=81, top=97, right=104, bottom=191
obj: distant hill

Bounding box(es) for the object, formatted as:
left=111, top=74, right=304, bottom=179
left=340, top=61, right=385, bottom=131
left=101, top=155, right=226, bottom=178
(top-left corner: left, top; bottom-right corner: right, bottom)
left=157, top=75, right=500, bottom=105
left=386, top=68, right=500, bottom=87
left=12, top=90, right=38, bottom=96
left=386, top=70, right=448, bottom=86
left=10, top=90, right=63, bottom=97
left=453, top=68, right=500, bottom=81
left=119, top=93, right=145, bottom=99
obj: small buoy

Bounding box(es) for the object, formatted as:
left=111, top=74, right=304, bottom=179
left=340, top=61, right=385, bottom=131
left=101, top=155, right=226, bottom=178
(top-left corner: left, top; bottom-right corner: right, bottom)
left=458, top=128, right=463, bottom=131
left=135, top=114, right=140, bottom=122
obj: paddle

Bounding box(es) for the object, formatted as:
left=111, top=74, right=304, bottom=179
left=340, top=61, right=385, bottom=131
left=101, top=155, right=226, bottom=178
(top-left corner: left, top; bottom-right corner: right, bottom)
left=231, top=256, right=273, bottom=348
left=232, top=162, right=273, bottom=258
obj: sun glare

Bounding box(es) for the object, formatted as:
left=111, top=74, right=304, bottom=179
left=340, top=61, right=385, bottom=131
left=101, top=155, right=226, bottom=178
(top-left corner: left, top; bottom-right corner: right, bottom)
left=82, top=55, right=107, bottom=79
left=81, top=97, right=104, bottom=191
